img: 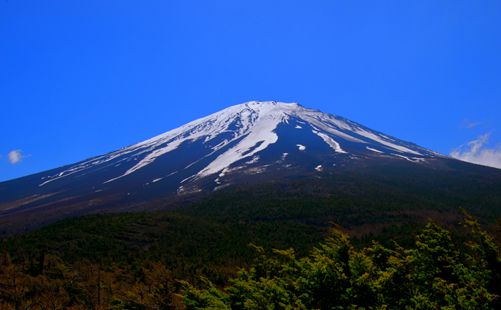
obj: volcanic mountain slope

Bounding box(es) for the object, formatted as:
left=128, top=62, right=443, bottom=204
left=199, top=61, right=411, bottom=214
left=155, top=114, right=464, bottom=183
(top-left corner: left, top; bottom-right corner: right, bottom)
left=0, top=101, right=499, bottom=233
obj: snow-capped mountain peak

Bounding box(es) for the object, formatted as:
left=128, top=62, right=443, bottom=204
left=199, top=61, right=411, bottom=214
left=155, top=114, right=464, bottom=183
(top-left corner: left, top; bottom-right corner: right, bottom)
left=37, top=101, right=438, bottom=190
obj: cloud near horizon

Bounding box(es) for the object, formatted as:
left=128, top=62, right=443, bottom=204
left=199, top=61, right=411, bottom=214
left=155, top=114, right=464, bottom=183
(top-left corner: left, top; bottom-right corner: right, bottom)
left=450, top=133, right=501, bottom=169
left=8, top=149, right=24, bottom=164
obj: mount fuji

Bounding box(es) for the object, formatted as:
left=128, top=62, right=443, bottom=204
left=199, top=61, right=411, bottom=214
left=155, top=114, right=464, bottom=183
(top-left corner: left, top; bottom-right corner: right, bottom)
left=0, top=101, right=498, bottom=233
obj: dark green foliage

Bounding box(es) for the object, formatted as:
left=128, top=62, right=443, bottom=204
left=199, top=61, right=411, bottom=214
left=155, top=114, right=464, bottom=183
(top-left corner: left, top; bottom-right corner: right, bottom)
left=1, top=211, right=324, bottom=285
left=184, top=218, right=501, bottom=309
left=0, top=212, right=499, bottom=308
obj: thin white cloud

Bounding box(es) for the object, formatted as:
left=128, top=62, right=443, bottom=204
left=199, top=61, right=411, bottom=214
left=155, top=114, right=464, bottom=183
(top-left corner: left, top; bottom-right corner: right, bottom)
left=462, top=119, right=482, bottom=129
left=450, top=133, right=501, bottom=169
left=8, top=149, right=24, bottom=164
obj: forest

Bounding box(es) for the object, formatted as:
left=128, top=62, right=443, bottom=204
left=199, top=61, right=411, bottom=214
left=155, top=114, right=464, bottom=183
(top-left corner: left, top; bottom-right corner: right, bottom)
left=0, top=213, right=499, bottom=309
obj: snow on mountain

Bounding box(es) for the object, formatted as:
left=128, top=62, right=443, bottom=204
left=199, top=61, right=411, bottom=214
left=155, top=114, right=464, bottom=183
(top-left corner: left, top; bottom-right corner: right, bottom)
left=35, top=101, right=438, bottom=191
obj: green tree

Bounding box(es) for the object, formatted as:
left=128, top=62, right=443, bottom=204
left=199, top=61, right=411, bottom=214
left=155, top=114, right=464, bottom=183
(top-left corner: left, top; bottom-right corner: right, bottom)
left=183, top=218, right=500, bottom=309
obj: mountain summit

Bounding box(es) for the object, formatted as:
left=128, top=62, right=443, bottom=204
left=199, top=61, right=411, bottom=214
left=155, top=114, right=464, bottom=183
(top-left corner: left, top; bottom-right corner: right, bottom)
left=0, top=101, right=482, bottom=233
left=39, top=101, right=438, bottom=191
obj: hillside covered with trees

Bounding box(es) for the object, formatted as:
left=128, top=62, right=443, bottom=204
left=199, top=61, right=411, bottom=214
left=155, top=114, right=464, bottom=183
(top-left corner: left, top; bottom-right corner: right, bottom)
left=0, top=213, right=499, bottom=309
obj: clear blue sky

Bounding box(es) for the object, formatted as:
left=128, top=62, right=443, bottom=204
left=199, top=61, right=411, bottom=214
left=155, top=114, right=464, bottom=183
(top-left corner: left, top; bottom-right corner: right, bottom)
left=1, top=0, right=500, bottom=181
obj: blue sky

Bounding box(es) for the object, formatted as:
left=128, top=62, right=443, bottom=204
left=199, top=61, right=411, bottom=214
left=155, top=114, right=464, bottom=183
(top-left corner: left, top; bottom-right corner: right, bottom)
left=1, top=0, right=500, bottom=181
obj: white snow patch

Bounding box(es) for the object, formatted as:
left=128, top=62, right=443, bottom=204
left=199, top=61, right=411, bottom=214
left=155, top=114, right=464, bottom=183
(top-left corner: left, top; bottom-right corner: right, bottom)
left=214, top=183, right=231, bottom=191
left=180, top=174, right=197, bottom=184
left=413, top=157, right=427, bottom=163
left=152, top=178, right=163, bottom=183
left=299, top=114, right=365, bottom=143
left=297, top=144, right=306, bottom=151
left=214, top=166, right=245, bottom=179
left=245, top=166, right=268, bottom=174
left=219, top=168, right=229, bottom=178
left=107, top=139, right=187, bottom=183
left=281, top=152, right=289, bottom=160
left=354, top=128, right=422, bottom=155
left=380, top=134, right=395, bottom=141
left=366, top=146, right=383, bottom=153
left=315, top=165, right=324, bottom=172
left=392, top=154, right=423, bottom=163
left=246, top=156, right=260, bottom=164
left=177, top=185, right=202, bottom=195
left=315, top=132, right=347, bottom=153
left=295, top=125, right=302, bottom=129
